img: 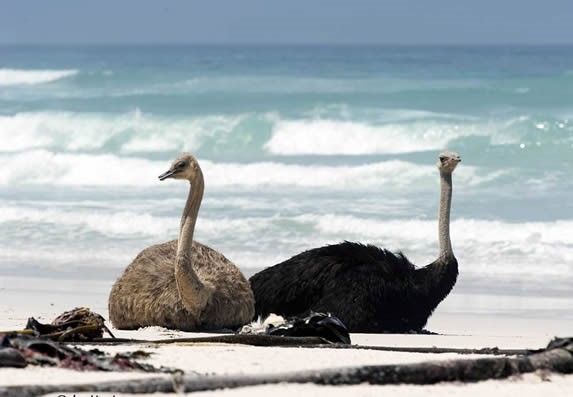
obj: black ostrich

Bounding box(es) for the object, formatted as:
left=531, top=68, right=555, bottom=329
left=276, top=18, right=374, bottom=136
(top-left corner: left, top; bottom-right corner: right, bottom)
left=249, top=151, right=461, bottom=333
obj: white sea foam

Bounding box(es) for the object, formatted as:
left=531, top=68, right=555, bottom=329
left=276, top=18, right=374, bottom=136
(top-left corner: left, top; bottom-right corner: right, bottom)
left=0, top=151, right=161, bottom=186
left=255, top=214, right=573, bottom=278
left=0, top=206, right=177, bottom=238
left=1, top=204, right=571, bottom=277
left=265, top=114, right=571, bottom=156
left=0, top=150, right=504, bottom=189
left=0, top=150, right=424, bottom=188
left=0, top=110, right=553, bottom=157
left=265, top=119, right=493, bottom=155
left=0, top=69, right=78, bottom=86
left=301, top=214, right=573, bottom=247
left=0, top=245, right=138, bottom=271
left=0, top=111, right=243, bottom=153
left=294, top=214, right=573, bottom=277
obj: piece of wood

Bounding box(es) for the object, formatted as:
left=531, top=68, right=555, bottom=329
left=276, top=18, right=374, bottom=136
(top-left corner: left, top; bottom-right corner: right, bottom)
left=292, top=343, right=531, bottom=356
left=73, top=335, right=528, bottom=355
left=72, top=334, right=331, bottom=346
left=3, top=337, right=572, bottom=397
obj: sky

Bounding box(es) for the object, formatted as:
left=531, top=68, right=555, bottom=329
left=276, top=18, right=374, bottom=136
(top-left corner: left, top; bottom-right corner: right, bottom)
left=1, top=0, right=573, bottom=45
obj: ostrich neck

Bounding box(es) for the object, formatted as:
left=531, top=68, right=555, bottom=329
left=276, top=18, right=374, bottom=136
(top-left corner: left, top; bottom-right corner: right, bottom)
left=438, top=170, right=454, bottom=260
left=175, top=169, right=209, bottom=317
left=177, top=174, right=204, bottom=251
left=413, top=168, right=458, bottom=321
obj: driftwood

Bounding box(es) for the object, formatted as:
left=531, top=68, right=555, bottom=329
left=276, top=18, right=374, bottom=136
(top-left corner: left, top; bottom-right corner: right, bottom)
left=2, top=337, right=572, bottom=397
left=294, top=343, right=531, bottom=356
left=73, top=334, right=528, bottom=356
left=73, top=334, right=331, bottom=346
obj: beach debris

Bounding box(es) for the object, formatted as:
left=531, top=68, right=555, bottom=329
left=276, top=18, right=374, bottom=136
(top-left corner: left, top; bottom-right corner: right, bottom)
left=0, top=347, right=27, bottom=368
left=0, top=336, right=27, bottom=368
left=0, top=333, right=177, bottom=373
left=25, top=307, right=115, bottom=341
left=293, top=342, right=530, bottom=356
left=3, top=336, right=572, bottom=397
left=73, top=333, right=333, bottom=347
left=239, top=312, right=351, bottom=344
left=240, top=313, right=286, bottom=334
left=267, top=312, right=351, bottom=344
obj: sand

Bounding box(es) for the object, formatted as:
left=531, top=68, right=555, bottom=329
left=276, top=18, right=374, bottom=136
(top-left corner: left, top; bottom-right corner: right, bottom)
left=1, top=275, right=572, bottom=396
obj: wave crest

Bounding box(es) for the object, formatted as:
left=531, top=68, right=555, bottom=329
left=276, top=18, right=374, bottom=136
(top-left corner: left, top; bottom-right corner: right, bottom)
left=1, top=205, right=570, bottom=277
left=0, top=150, right=502, bottom=189
left=286, top=214, right=573, bottom=277
left=2, top=110, right=571, bottom=157
left=0, top=111, right=247, bottom=153
left=265, top=119, right=486, bottom=155
left=0, top=69, right=78, bottom=86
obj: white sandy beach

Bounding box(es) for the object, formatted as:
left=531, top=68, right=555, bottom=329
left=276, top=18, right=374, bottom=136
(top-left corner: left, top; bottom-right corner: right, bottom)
left=1, top=275, right=572, bottom=396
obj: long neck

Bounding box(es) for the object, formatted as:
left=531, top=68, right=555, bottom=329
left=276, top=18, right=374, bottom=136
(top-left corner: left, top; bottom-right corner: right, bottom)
left=177, top=172, right=204, bottom=251
left=438, top=170, right=454, bottom=260
left=414, top=168, right=458, bottom=320
left=175, top=168, right=209, bottom=317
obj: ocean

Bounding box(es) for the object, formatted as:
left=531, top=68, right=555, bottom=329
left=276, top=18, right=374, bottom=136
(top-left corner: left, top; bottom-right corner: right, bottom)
left=1, top=45, right=572, bottom=305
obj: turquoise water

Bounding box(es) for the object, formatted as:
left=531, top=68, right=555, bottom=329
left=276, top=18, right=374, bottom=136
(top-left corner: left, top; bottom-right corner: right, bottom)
left=1, top=45, right=572, bottom=298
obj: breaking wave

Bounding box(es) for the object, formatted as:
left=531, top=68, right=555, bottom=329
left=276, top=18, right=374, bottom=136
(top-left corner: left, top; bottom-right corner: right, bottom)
left=1, top=110, right=571, bottom=158
left=265, top=116, right=573, bottom=156
left=0, top=110, right=245, bottom=153
left=0, top=69, right=78, bottom=86
left=0, top=150, right=505, bottom=189
left=1, top=205, right=571, bottom=277
left=265, top=119, right=486, bottom=155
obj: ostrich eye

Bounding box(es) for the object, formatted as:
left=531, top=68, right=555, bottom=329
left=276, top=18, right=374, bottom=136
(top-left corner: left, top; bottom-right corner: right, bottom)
left=439, top=156, right=446, bottom=162
left=176, top=162, right=186, bottom=169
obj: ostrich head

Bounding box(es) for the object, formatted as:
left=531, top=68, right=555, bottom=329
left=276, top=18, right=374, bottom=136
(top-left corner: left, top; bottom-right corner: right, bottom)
left=437, top=151, right=461, bottom=173
left=158, top=153, right=201, bottom=182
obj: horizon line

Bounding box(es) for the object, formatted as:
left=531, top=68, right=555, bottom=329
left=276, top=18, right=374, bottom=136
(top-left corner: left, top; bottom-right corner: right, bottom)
left=1, top=42, right=573, bottom=47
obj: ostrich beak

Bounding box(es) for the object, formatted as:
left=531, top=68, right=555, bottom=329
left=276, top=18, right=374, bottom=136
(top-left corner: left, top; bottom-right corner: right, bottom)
left=158, top=169, right=176, bottom=181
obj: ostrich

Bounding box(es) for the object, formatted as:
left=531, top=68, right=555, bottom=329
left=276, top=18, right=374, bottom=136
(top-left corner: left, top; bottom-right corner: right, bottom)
left=108, top=153, right=255, bottom=331
left=249, top=151, right=461, bottom=333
